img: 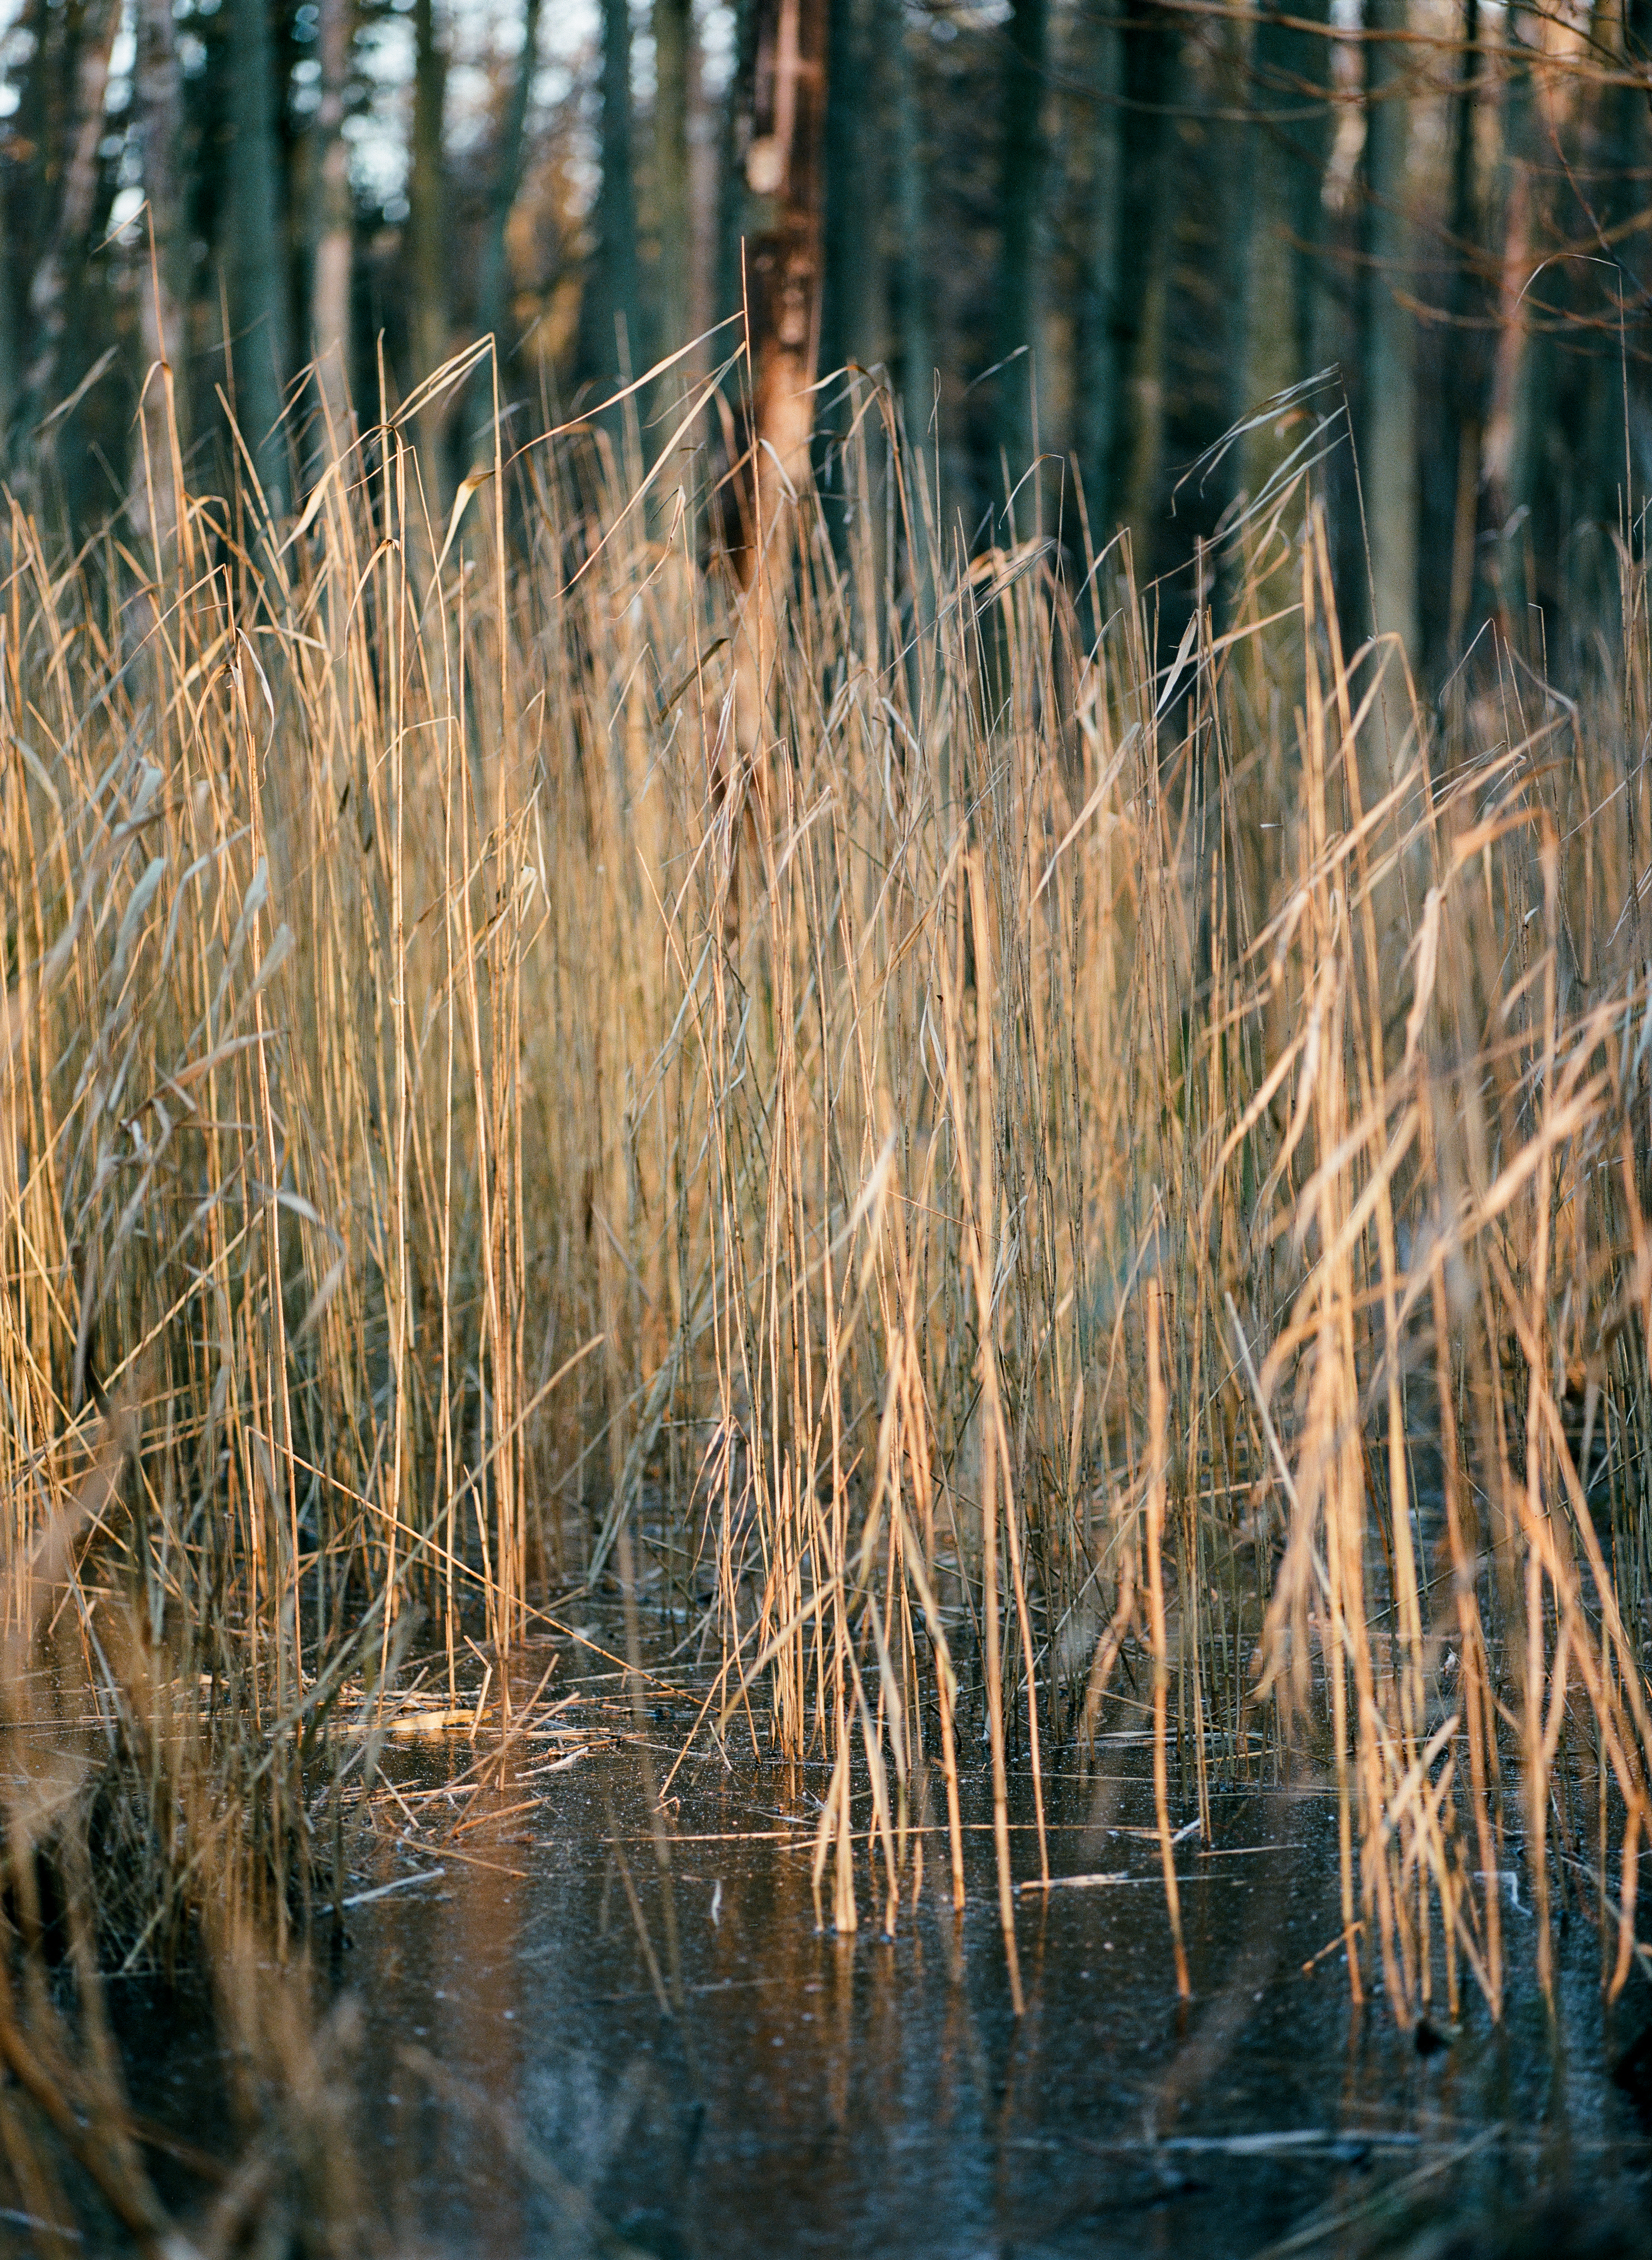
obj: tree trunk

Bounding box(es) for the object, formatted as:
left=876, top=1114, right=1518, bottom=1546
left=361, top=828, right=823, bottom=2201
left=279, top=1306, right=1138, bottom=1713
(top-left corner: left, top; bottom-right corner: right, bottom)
left=11, top=0, right=57, bottom=289
left=1361, top=0, right=1418, bottom=661
left=656, top=0, right=693, bottom=356
left=465, top=0, right=544, bottom=468
left=821, top=0, right=858, bottom=380
left=0, top=172, right=15, bottom=456
left=18, top=0, right=121, bottom=450
left=129, top=0, right=188, bottom=547
left=408, top=0, right=450, bottom=511
left=1438, top=0, right=1488, bottom=665
left=890, top=0, right=930, bottom=462
left=993, top=0, right=1047, bottom=486
left=310, top=0, right=355, bottom=452
left=717, top=0, right=753, bottom=338
left=1076, top=0, right=1122, bottom=538
left=583, top=0, right=642, bottom=386
left=738, top=0, right=830, bottom=520
left=1485, top=2, right=1547, bottom=626
left=228, top=0, right=291, bottom=511
left=1109, top=3, right=1181, bottom=557
left=687, top=22, right=716, bottom=346
left=649, top=0, right=694, bottom=505
left=1239, top=0, right=1333, bottom=498
left=823, top=0, right=884, bottom=386
left=1448, top=0, right=1481, bottom=324
left=1582, top=0, right=1652, bottom=546
left=724, top=0, right=830, bottom=835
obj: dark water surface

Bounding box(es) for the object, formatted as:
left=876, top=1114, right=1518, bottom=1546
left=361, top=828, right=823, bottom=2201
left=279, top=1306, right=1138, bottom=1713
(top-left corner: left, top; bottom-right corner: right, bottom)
left=129, top=1671, right=1652, bottom=2258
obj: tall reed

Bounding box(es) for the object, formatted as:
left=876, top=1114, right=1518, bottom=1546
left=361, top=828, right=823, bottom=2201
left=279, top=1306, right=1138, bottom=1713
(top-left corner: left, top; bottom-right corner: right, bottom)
left=0, top=349, right=1647, bottom=2044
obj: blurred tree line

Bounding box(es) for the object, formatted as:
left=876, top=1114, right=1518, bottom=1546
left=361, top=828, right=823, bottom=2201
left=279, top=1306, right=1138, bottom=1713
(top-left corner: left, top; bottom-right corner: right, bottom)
left=2, top=0, right=1651, bottom=679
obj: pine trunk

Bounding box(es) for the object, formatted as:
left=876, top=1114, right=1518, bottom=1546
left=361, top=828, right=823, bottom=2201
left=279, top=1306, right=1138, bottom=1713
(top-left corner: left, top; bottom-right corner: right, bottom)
left=227, top=0, right=291, bottom=510
left=129, top=0, right=187, bottom=545
left=19, top=0, right=122, bottom=447
left=467, top=0, right=544, bottom=468
left=1438, top=0, right=1486, bottom=664
left=890, top=0, right=930, bottom=461
left=0, top=173, right=15, bottom=452
left=584, top=0, right=642, bottom=385
left=1076, top=0, right=1122, bottom=536
left=738, top=0, right=830, bottom=518
left=409, top=0, right=450, bottom=510
left=1109, top=3, right=1181, bottom=556
left=727, top=0, right=830, bottom=800
left=1485, top=3, right=1545, bottom=623
left=1583, top=0, right=1651, bottom=542
left=1362, top=0, right=1418, bottom=660
left=1240, top=0, right=1332, bottom=498
left=656, top=0, right=693, bottom=357
left=993, top=0, right=1047, bottom=485
left=311, top=0, right=355, bottom=449
left=823, top=0, right=885, bottom=387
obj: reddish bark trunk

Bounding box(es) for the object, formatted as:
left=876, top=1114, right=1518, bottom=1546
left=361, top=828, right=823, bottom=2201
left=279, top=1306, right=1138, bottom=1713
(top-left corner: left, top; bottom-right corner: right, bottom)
left=740, top=0, right=829, bottom=538
left=725, top=0, right=829, bottom=837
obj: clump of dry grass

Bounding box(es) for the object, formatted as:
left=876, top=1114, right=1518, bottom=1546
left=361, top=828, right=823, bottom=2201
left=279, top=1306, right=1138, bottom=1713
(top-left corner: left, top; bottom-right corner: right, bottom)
left=0, top=1382, right=381, bottom=2255
left=673, top=385, right=1652, bottom=2029
left=0, top=339, right=1647, bottom=2245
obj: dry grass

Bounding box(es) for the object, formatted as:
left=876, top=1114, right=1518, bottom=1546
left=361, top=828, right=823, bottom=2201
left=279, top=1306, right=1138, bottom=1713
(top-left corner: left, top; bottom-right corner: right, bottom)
left=0, top=344, right=1649, bottom=2236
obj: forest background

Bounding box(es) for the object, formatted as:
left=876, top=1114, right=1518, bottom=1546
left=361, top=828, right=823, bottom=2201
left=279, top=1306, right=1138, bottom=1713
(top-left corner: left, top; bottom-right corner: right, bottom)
left=2, top=0, right=1650, bottom=678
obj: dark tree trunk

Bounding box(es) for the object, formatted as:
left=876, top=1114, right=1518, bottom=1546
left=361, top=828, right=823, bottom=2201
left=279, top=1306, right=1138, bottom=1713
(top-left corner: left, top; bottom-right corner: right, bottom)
left=822, top=0, right=882, bottom=385
left=736, top=0, right=830, bottom=518
left=18, top=0, right=122, bottom=452
left=583, top=0, right=642, bottom=386
left=1239, top=0, right=1333, bottom=497
left=310, top=0, right=355, bottom=448
left=1491, top=0, right=1549, bottom=622
left=726, top=0, right=830, bottom=787
left=656, top=0, right=694, bottom=357
left=226, top=0, right=291, bottom=511
left=993, top=0, right=1047, bottom=486
left=1361, top=0, right=1418, bottom=661
left=1076, top=0, right=1122, bottom=537
left=717, top=0, right=753, bottom=337
left=1109, top=3, right=1182, bottom=555
left=409, top=0, right=450, bottom=509
left=1435, top=0, right=1490, bottom=667
left=1583, top=0, right=1652, bottom=545
left=130, top=0, right=188, bottom=542
left=466, top=0, right=544, bottom=467
left=0, top=170, right=15, bottom=453
left=890, top=0, right=930, bottom=461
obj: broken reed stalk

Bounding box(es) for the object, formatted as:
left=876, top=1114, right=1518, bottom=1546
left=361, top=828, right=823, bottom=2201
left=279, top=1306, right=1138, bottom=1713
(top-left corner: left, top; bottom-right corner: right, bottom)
left=0, top=332, right=1650, bottom=2065
left=962, top=852, right=1024, bottom=2005
left=1146, top=1277, right=1190, bottom=1998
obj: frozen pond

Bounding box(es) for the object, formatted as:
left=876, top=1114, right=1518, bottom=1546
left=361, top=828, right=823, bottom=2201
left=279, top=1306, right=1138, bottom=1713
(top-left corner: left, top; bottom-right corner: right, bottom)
left=121, top=1654, right=1652, bottom=2259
